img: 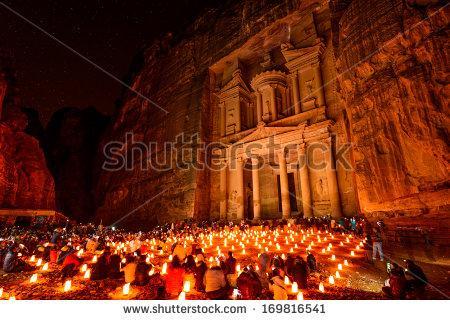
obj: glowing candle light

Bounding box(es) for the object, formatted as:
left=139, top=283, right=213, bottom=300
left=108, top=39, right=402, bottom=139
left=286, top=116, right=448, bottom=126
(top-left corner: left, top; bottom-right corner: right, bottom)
left=92, top=255, right=98, bottom=263
left=335, top=271, right=341, bottom=279
left=284, top=276, right=290, bottom=285
left=183, top=281, right=191, bottom=292
left=77, top=249, right=84, bottom=257
left=350, top=251, right=355, bottom=256
left=281, top=254, right=286, bottom=260
left=232, top=288, right=239, bottom=300
left=241, top=249, right=246, bottom=254
left=63, top=280, right=71, bottom=292
left=344, top=259, right=349, bottom=266
left=161, top=262, right=168, bottom=275
left=328, top=275, right=335, bottom=285
left=338, top=263, right=343, bottom=270
left=340, top=242, right=344, bottom=246
left=236, top=264, right=241, bottom=273
left=9, top=295, right=15, bottom=300
left=123, top=283, right=130, bottom=295
left=36, top=258, right=42, bottom=267
left=30, top=273, right=38, bottom=283
left=319, top=282, right=325, bottom=292
left=29, top=255, right=36, bottom=262
left=168, top=255, right=173, bottom=261
left=40, top=262, right=49, bottom=271
left=0, top=287, right=3, bottom=298
left=148, top=269, right=155, bottom=276
left=356, top=245, right=360, bottom=250
left=145, top=256, right=150, bottom=264
left=296, top=291, right=303, bottom=300
left=84, top=269, right=91, bottom=279
left=290, top=248, right=294, bottom=253
left=331, top=255, right=336, bottom=261
left=178, top=291, right=186, bottom=300
left=321, top=248, right=326, bottom=253
left=291, top=282, right=298, bottom=293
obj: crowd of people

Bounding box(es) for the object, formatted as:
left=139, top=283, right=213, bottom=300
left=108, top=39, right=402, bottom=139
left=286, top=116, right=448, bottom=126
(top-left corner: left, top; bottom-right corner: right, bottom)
left=0, top=216, right=430, bottom=299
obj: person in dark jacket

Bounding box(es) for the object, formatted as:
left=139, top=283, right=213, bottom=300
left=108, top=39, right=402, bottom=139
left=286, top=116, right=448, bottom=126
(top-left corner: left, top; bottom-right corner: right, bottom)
left=2, top=246, right=18, bottom=272
left=108, top=254, right=123, bottom=279
left=61, top=248, right=82, bottom=280
left=225, top=251, right=236, bottom=274
left=134, top=255, right=150, bottom=286
left=91, top=252, right=109, bottom=280
left=194, top=257, right=207, bottom=292
left=306, top=251, right=317, bottom=272
left=405, top=260, right=428, bottom=298
left=236, top=266, right=262, bottom=299
left=291, top=257, right=308, bottom=289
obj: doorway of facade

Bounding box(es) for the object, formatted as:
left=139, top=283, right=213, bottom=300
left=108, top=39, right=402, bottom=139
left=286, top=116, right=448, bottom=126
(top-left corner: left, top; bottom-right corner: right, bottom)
left=277, top=172, right=298, bottom=213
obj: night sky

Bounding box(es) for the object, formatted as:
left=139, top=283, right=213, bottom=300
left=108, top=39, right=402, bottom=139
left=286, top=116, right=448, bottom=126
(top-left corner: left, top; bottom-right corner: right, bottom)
left=0, top=0, right=220, bottom=123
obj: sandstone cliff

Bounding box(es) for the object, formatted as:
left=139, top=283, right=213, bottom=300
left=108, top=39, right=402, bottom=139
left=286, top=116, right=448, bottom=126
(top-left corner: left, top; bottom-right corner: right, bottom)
left=0, top=71, right=55, bottom=211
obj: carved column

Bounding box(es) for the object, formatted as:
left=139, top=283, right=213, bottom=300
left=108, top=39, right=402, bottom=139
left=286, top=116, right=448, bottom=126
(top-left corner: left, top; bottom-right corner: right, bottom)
left=220, top=103, right=226, bottom=137
left=313, top=64, right=326, bottom=108
left=269, top=86, right=277, bottom=122
left=298, top=146, right=313, bottom=218
left=251, top=158, right=261, bottom=221
left=278, top=152, right=291, bottom=219
left=219, top=160, right=228, bottom=220
left=235, top=98, right=242, bottom=133
left=291, top=73, right=301, bottom=114
left=256, top=91, right=262, bottom=123
left=236, top=157, right=245, bottom=220
left=324, top=138, right=342, bottom=218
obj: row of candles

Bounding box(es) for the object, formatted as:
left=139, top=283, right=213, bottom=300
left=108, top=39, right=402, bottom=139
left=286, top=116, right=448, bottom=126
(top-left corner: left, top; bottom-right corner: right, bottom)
left=1, top=226, right=364, bottom=299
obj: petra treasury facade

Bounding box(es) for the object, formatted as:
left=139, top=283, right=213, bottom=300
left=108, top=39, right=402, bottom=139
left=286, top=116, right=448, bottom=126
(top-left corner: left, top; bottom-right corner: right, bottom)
left=93, top=0, right=449, bottom=237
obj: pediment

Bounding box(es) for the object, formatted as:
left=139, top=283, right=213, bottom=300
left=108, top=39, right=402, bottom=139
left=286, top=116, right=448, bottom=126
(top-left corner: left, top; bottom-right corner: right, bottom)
left=236, top=123, right=301, bottom=144
left=221, top=69, right=251, bottom=93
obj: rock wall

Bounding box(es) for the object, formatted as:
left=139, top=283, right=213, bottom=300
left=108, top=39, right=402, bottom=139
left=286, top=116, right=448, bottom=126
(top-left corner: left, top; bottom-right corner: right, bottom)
left=95, top=0, right=448, bottom=232
left=0, top=73, right=55, bottom=210
left=331, top=0, right=449, bottom=232
left=94, top=0, right=316, bottom=229
left=46, top=107, right=109, bottom=222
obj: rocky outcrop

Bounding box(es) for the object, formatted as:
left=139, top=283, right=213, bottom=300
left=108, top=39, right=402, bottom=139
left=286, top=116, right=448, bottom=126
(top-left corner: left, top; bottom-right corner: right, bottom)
left=0, top=72, right=55, bottom=210
left=331, top=0, right=449, bottom=233
left=46, top=107, right=109, bottom=222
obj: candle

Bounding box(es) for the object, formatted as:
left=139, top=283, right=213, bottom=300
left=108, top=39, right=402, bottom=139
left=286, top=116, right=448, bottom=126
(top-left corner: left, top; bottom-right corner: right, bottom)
left=123, top=283, right=130, bottom=295
left=232, top=288, right=239, bottom=300
left=63, top=280, right=71, bottom=292
left=183, top=281, right=191, bottom=292
left=335, top=271, right=341, bottom=279
left=328, top=275, right=335, bottom=285
left=236, top=264, right=241, bottom=273
left=42, top=263, right=49, bottom=271
left=319, top=282, right=325, bottom=292
left=148, top=269, right=155, bottom=276
left=331, top=254, right=336, bottom=261
left=344, top=259, right=349, bottom=266
left=321, top=248, right=325, bottom=253
left=350, top=251, right=355, bottom=256
left=30, top=273, right=38, bottom=283
left=84, top=269, right=91, bottom=279
left=338, top=263, right=343, bottom=270
left=178, top=291, right=186, bottom=300
left=291, top=282, right=298, bottom=293
left=0, top=287, right=3, bottom=298
left=161, top=262, right=168, bottom=275
left=296, top=291, right=303, bottom=300
left=9, top=295, right=15, bottom=300
left=29, top=255, right=36, bottom=262
left=81, top=264, right=88, bottom=272
left=168, top=255, right=173, bottom=261
left=284, top=276, right=290, bottom=285
left=36, top=258, right=42, bottom=267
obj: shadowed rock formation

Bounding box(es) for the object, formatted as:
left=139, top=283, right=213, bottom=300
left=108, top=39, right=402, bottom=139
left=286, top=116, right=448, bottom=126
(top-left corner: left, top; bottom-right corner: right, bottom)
left=46, top=107, right=109, bottom=222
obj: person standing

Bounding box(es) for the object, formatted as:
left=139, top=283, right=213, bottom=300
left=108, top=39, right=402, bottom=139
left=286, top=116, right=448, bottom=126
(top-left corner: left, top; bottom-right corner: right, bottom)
left=372, top=227, right=384, bottom=261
